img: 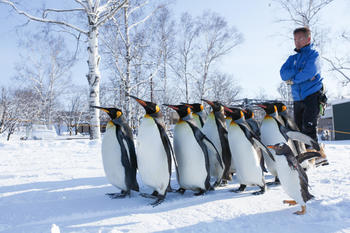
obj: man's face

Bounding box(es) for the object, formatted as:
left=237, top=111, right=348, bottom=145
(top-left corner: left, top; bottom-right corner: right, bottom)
left=294, top=32, right=310, bottom=49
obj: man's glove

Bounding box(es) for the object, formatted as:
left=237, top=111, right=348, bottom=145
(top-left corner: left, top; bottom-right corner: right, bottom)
left=285, top=80, right=294, bottom=85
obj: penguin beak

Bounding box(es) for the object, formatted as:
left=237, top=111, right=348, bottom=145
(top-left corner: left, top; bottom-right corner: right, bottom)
left=163, top=104, right=179, bottom=111
left=257, top=104, right=267, bottom=109
left=91, top=105, right=109, bottom=113
left=267, top=145, right=276, bottom=150
left=223, top=106, right=233, bottom=113
left=184, top=104, right=193, bottom=109
left=129, top=95, right=147, bottom=107
left=201, top=99, right=214, bottom=107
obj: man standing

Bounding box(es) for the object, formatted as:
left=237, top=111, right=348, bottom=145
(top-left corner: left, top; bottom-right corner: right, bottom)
left=280, top=27, right=328, bottom=166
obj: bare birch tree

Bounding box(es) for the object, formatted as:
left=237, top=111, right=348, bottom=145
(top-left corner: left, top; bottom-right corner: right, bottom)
left=14, top=29, right=73, bottom=128
left=1, top=0, right=128, bottom=139
left=194, top=11, right=243, bottom=100
left=170, top=12, right=200, bottom=103
left=100, top=0, right=162, bottom=126
left=209, top=72, right=241, bottom=105
left=274, top=0, right=335, bottom=51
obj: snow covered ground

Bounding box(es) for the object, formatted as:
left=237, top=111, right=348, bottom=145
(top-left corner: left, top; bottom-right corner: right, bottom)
left=0, top=137, right=349, bottom=233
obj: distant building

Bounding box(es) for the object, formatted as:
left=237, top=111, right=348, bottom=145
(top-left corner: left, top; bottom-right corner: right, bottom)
left=319, top=99, right=350, bottom=141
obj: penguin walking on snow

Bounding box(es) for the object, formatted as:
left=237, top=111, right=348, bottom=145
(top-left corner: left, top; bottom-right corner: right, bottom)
left=274, top=102, right=314, bottom=170
left=164, top=104, right=223, bottom=195
left=224, top=106, right=275, bottom=195
left=129, top=96, right=173, bottom=207
left=92, top=106, right=139, bottom=198
left=201, top=99, right=232, bottom=186
left=258, top=102, right=320, bottom=185
left=267, top=143, right=321, bottom=215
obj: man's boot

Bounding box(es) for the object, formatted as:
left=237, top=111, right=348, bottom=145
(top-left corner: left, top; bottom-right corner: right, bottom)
left=313, top=144, right=329, bottom=167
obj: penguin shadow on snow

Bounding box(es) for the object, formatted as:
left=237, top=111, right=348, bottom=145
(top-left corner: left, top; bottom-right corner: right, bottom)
left=152, top=199, right=350, bottom=233
left=0, top=176, right=146, bottom=228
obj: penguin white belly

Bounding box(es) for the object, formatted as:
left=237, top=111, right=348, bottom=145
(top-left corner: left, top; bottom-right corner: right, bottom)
left=260, top=117, right=286, bottom=177
left=275, top=157, right=305, bottom=205
left=202, top=116, right=224, bottom=179
left=174, top=122, right=207, bottom=190
left=101, top=126, right=127, bottom=191
left=137, top=117, right=169, bottom=195
left=228, top=124, right=263, bottom=186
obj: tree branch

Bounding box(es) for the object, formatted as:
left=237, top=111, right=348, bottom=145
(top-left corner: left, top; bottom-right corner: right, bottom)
left=1, top=0, right=88, bottom=34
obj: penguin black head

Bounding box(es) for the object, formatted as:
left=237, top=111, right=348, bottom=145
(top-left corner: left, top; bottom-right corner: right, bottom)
left=91, top=106, right=123, bottom=120
left=267, top=143, right=293, bottom=156
left=274, top=102, right=287, bottom=114
left=243, top=108, right=254, bottom=120
left=257, top=102, right=278, bottom=116
left=129, top=95, right=161, bottom=116
left=91, top=106, right=124, bottom=126
left=181, top=103, right=204, bottom=113
left=201, top=99, right=223, bottom=112
left=224, top=106, right=245, bottom=121
left=164, top=104, right=191, bottom=119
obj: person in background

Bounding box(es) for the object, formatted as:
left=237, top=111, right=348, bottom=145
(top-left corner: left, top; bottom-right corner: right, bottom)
left=280, top=26, right=328, bottom=167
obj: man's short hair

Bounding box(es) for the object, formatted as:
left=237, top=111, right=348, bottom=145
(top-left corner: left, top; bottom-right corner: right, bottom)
left=293, top=27, right=311, bottom=38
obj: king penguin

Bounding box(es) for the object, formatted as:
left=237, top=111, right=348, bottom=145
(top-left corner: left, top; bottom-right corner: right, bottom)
left=129, top=95, right=174, bottom=206
left=181, top=103, right=206, bottom=128
left=164, top=104, right=223, bottom=195
left=201, top=99, right=232, bottom=186
left=91, top=106, right=139, bottom=198
left=274, top=102, right=313, bottom=170
left=267, top=143, right=321, bottom=215
left=224, top=106, right=275, bottom=195
left=258, top=102, right=320, bottom=185
left=242, top=106, right=267, bottom=173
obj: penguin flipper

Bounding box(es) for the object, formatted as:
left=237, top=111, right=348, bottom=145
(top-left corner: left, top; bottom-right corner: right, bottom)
left=203, top=136, right=224, bottom=169
left=117, top=128, right=139, bottom=192
left=154, top=120, right=177, bottom=189
left=251, top=137, right=275, bottom=162
left=297, top=151, right=322, bottom=164
left=285, top=130, right=320, bottom=151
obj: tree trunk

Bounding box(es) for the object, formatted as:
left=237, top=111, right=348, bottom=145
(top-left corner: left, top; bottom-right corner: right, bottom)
left=87, top=27, right=101, bottom=140
left=124, top=6, right=132, bottom=124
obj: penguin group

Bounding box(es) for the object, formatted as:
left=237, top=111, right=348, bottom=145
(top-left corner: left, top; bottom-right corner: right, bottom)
left=92, top=98, right=323, bottom=214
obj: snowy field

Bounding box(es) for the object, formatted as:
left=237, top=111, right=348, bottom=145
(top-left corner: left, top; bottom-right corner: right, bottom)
left=0, top=137, right=350, bottom=233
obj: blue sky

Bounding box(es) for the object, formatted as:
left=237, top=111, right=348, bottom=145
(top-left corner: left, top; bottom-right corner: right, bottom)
left=1, top=0, right=350, bottom=99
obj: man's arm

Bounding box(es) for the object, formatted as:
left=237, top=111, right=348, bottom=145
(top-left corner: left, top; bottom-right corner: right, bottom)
left=293, top=52, right=320, bottom=84
left=280, top=55, right=297, bottom=81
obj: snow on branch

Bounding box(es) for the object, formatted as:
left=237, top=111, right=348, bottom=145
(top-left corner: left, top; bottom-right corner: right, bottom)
left=0, top=0, right=88, bottom=34
left=96, top=0, right=128, bottom=28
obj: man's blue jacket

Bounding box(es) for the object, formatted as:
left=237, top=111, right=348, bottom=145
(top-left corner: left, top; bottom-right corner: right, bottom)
left=280, top=44, right=323, bottom=101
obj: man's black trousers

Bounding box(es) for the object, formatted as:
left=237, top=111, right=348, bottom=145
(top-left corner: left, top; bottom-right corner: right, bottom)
left=293, top=90, right=321, bottom=144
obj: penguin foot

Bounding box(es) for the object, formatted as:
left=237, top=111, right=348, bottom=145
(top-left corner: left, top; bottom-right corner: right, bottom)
left=194, top=189, right=206, bottom=196
left=293, top=205, right=306, bottom=215
left=106, top=190, right=130, bottom=199
left=230, top=184, right=246, bottom=193
left=166, top=185, right=175, bottom=192
left=213, top=180, right=221, bottom=188
left=176, top=188, right=186, bottom=195
left=140, top=191, right=159, bottom=199
left=267, top=177, right=280, bottom=186
left=218, top=180, right=228, bottom=187
left=252, top=186, right=265, bottom=195
left=283, top=200, right=297, bottom=206
left=266, top=181, right=280, bottom=186
left=150, top=196, right=165, bottom=207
